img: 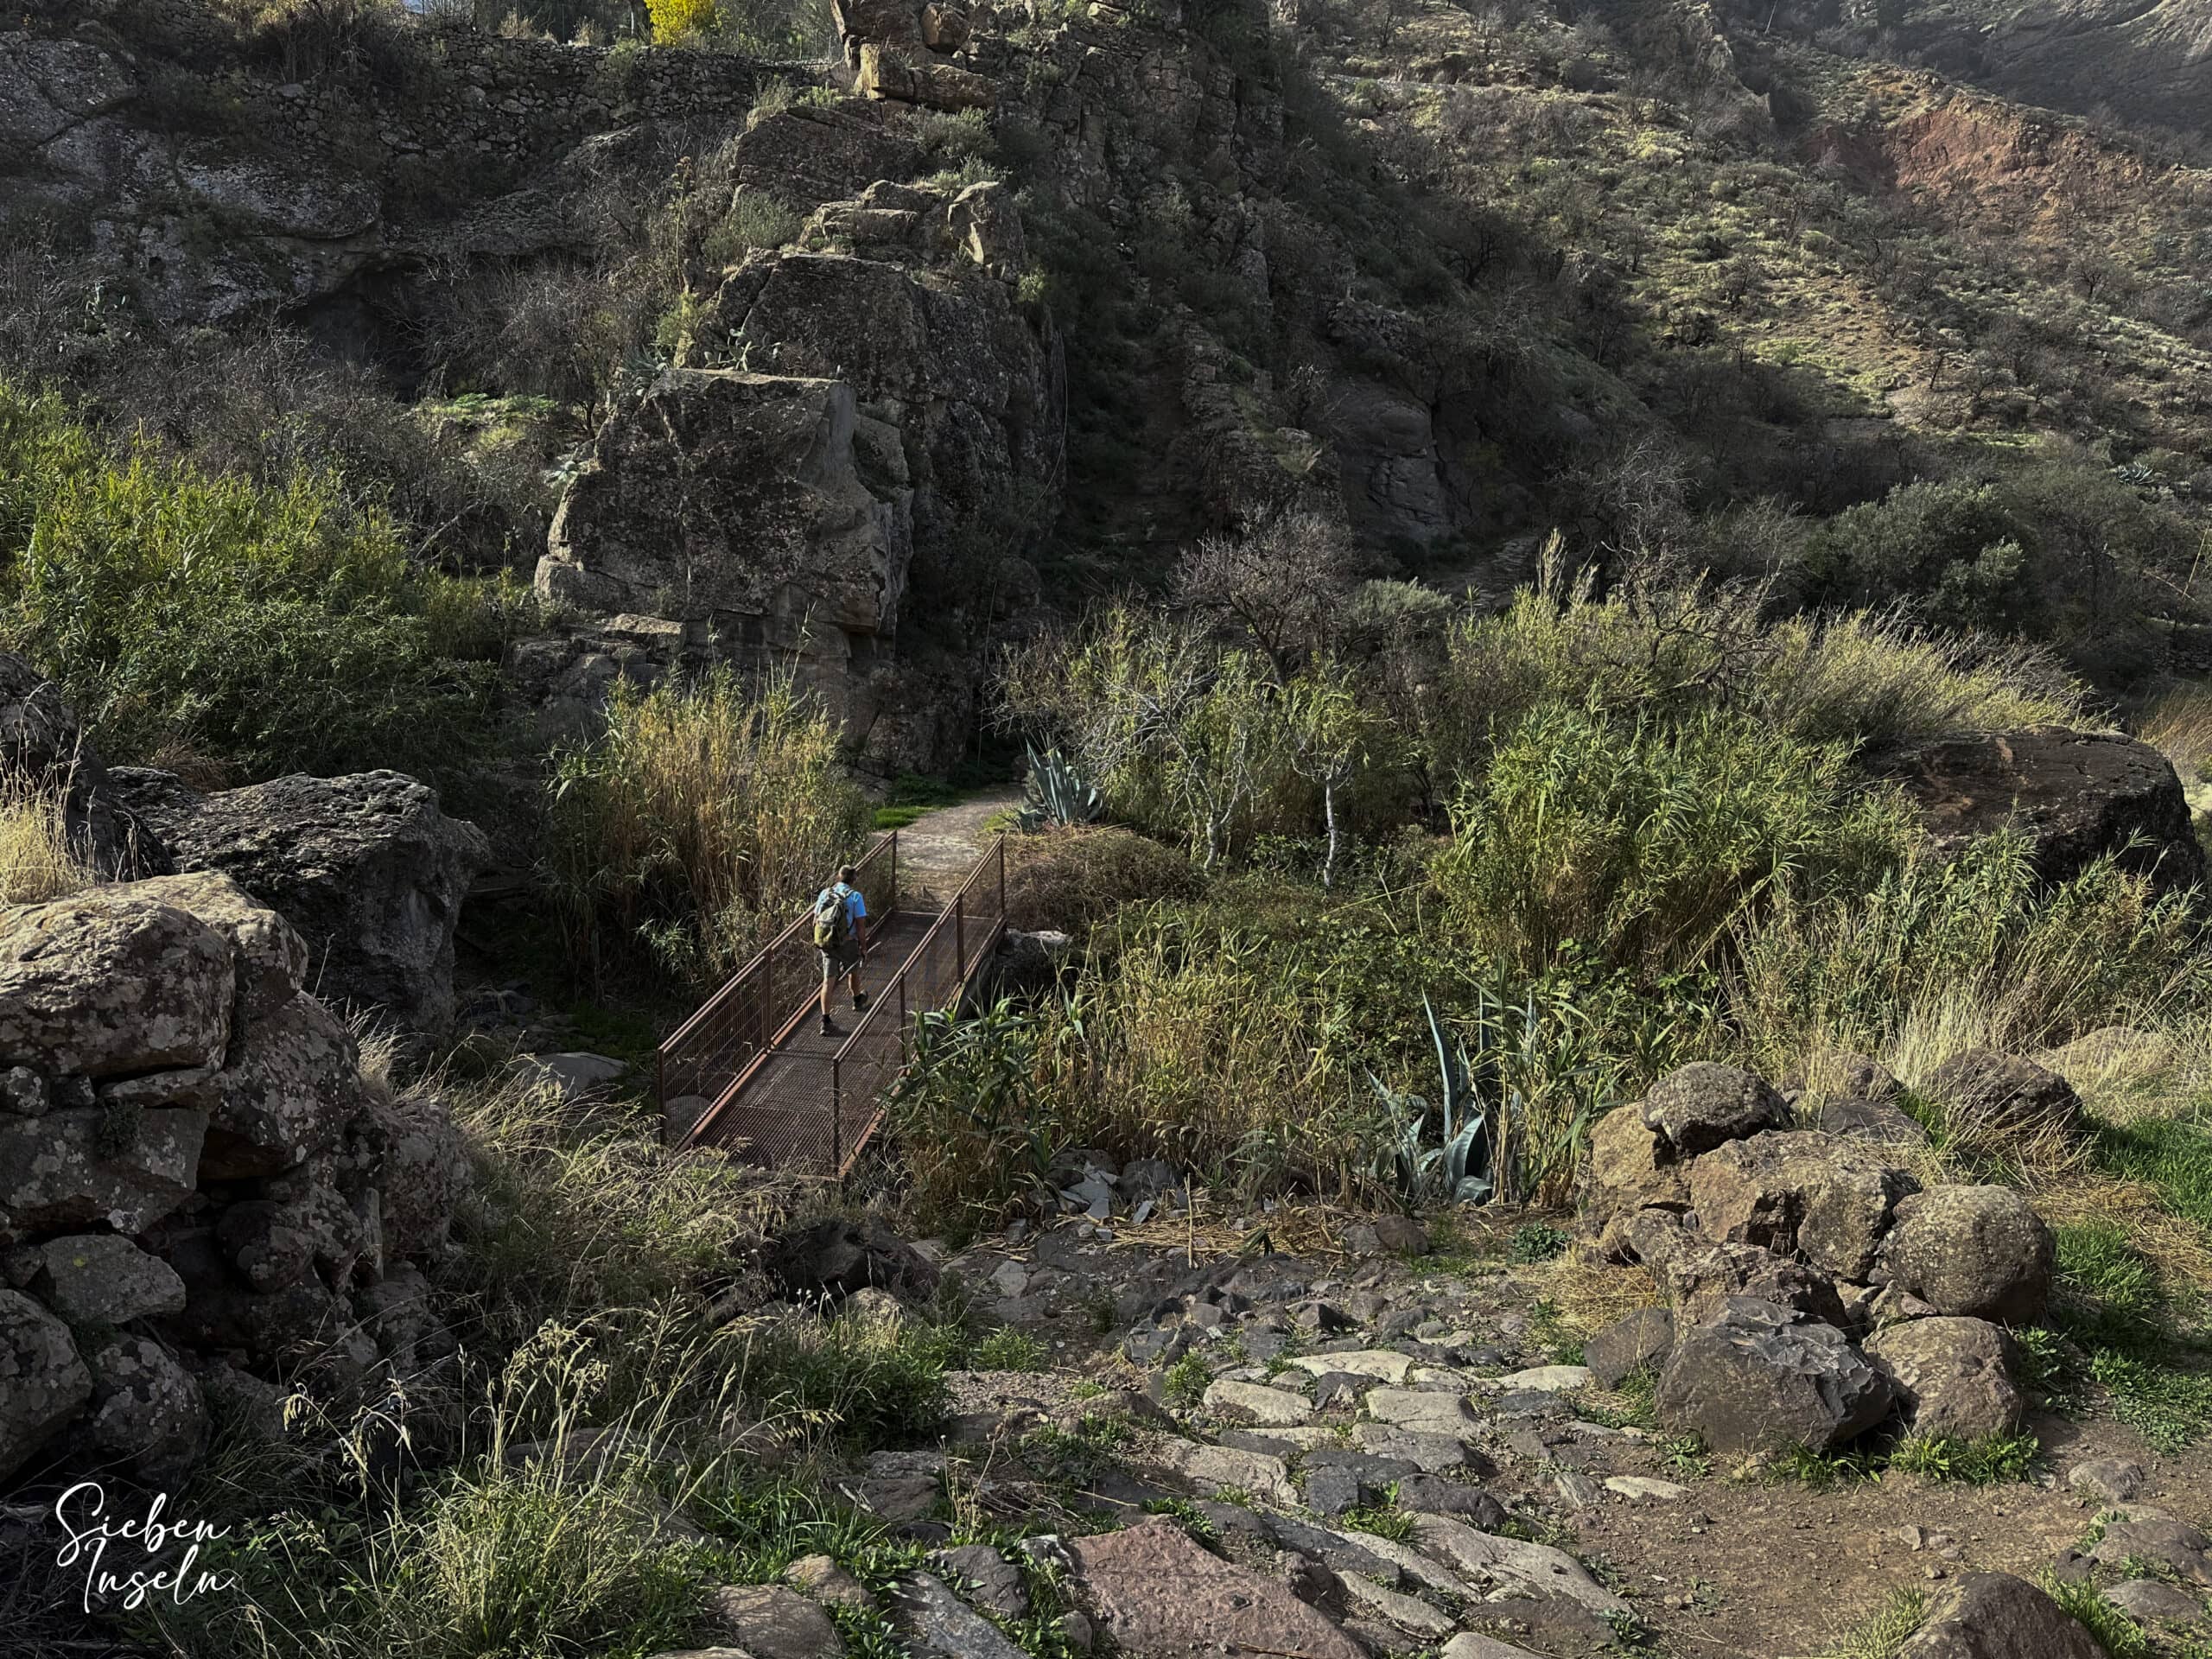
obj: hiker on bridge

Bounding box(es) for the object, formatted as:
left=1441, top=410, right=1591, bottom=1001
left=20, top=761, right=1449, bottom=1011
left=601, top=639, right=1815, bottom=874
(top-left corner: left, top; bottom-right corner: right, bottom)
left=815, top=863, right=871, bottom=1036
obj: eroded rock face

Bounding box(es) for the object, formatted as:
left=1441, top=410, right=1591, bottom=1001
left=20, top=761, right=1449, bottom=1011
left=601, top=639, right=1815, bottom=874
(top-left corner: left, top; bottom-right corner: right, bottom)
left=1877, top=1185, right=2054, bottom=1324
left=1655, top=1297, right=1891, bottom=1453
left=111, top=769, right=490, bottom=1035
left=540, top=368, right=914, bottom=648
left=1876, top=728, right=2206, bottom=898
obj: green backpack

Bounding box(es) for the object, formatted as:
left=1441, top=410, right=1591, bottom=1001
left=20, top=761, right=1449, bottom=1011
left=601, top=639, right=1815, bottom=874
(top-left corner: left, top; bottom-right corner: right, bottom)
left=812, top=885, right=849, bottom=949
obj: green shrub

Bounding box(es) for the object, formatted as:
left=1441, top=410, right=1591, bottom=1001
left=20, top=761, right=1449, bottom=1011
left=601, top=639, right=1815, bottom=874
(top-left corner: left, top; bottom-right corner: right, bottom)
left=1434, top=702, right=1913, bottom=975
left=972, top=1327, right=1052, bottom=1370
left=733, top=1306, right=959, bottom=1451
left=1412, top=573, right=2082, bottom=794
left=545, top=666, right=870, bottom=984
left=2038, top=1576, right=2151, bottom=1659
left=1734, top=838, right=2202, bottom=1083
left=0, top=379, right=505, bottom=782
left=1817, top=1588, right=1928, bottom=1659
left=1004, top=823, right=1204, bottom=937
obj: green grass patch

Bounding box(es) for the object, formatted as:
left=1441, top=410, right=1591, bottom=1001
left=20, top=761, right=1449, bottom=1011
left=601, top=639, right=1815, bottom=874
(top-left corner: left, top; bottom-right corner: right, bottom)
left=1818, top=1586, right=1928, bottom=1659
left=2039, top=1575, right=2152, bottom=1659
left=1885, top=1432, right=2040, bottom=1485
left=971, top=1327, right=1052, bottom=1371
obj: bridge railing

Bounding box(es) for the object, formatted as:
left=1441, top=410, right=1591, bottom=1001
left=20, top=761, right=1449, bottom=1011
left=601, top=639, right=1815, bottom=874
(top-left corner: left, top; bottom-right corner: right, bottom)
left=675, top=832, right=1008, bottom=1176
left=656, top=831, right=900, bottom=1128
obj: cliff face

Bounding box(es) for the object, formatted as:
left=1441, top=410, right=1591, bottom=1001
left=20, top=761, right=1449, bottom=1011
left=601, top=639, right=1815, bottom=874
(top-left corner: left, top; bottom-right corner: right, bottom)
left=1789, top=0, right=2212, bottom=143
left=2, top=15, right=764, bottom=334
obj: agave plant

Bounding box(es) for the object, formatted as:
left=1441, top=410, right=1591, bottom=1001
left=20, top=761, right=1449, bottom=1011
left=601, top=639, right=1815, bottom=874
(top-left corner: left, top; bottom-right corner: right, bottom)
left=1370, top=995, right=1495, bottom=1206
left=1016, top=742, right=1105, bottom=830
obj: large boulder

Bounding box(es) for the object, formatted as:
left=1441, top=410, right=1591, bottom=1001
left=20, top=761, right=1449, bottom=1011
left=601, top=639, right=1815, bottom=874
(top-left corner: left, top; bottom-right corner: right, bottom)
left=763, top=1218, right=940, bottom=1303
left=0, top=1287, right=91, bottom=1482
left=0, top=652, right=168, bottom=880
left=1585, top=1306, right=1675, bottom=1389
left=1895, top=1572, right=2103, bottom=1658
left=1654, top=1297, right=1891, bottom=1453
left=1877, top=1186, right=2054, bottom=1323
left=111, top=769, right=491, bottom=1034
left=0, top=890, right=233, bottom=1077
left=1875, top=728, right=2205, bottom=898
left=1921, top=1049, right=2082, bottom=1141
left=368, top=1087, right=471, bottom=1261
left=1584, top=1103, right=1689, bottom=1232
left=1864, top=1317, right=2025, bottom=1440
left=202, top=994, right=373, bottom=1181
left=128, top=870, right=308, bottom=1021
left=1687, top=1130, right=1919, bottom=1281
left=1068, top=1517, right=1368, bottom=1659
left=1640, top=1063, right=1791, bottom=1158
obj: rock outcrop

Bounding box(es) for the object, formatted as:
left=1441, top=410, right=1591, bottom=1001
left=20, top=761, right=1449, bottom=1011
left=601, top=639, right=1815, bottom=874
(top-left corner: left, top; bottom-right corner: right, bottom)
left=111, top=768, right=490, bottom=1036
left=0, top=874, right=464, bottom=1485
left=531, top=111, right=1062, bottom=773
left=1875, top=728, right=2205, bottom=898
left=1576, top=1054, right=2061, bottom=1459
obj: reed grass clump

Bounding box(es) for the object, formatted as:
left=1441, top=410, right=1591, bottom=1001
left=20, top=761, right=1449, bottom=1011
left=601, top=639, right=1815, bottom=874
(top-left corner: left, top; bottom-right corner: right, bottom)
left=546, top=667, right=869, bottom=984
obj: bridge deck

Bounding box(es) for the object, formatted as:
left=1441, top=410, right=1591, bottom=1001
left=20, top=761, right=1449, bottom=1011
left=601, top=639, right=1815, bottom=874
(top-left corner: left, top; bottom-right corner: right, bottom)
left=666, top=831, right=1007, bottom=1176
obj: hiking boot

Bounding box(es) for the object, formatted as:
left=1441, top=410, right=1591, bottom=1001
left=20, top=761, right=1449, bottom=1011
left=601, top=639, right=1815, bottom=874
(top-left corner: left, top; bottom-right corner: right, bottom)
left=853, top=991, right=869, bottom=1012
left=820, top=1014, right=840, bottom=1037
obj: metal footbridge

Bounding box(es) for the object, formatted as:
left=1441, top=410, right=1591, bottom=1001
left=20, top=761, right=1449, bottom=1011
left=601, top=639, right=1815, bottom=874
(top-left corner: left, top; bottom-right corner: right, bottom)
left=658, top=830, right=1008, bottom=1175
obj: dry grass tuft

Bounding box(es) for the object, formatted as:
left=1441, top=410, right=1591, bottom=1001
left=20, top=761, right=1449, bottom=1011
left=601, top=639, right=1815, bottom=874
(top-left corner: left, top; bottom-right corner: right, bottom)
left=1537, top=1250, right=1659, bottom=1337
left=2139, top=686, right=2212, bottom=782
left=0, top=781, right=94, bottom=904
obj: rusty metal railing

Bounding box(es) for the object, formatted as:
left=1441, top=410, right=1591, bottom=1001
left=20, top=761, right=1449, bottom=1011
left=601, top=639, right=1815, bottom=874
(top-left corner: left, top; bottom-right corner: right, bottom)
left=671, top=832, right=1008, bottom=1175
left=656, top=831, right=900, bottom=1129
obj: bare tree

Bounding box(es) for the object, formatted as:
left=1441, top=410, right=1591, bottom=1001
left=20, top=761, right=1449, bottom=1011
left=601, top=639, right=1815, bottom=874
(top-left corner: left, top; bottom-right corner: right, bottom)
left=1172, top=506, right=1363, bottom=683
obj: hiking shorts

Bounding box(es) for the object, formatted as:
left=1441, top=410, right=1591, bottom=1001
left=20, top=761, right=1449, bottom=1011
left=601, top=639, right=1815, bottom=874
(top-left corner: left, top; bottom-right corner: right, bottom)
left=820, top=937, right=861, bottom=978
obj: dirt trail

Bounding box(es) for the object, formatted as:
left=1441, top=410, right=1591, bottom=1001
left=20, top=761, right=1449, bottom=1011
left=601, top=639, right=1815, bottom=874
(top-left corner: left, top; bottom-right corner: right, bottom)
left=890, top=786, right=1027, bottom=904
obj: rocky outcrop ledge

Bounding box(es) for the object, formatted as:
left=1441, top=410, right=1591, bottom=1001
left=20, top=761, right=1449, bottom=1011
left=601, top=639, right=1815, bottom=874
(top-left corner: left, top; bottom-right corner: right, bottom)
left=0, top=872, right=467, bottom=1487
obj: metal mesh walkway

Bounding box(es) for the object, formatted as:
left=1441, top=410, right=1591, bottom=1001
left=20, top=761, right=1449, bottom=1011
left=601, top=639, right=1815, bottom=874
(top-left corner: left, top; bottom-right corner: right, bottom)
left=661, top=830, right=1008, bottom=1176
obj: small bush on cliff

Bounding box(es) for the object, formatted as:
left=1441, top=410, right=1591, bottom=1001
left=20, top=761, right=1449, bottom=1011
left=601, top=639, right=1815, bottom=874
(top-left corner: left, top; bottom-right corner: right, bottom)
left=545, top=666, right=870, bottom=984
left=0, top=379, right=507, bottom=783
